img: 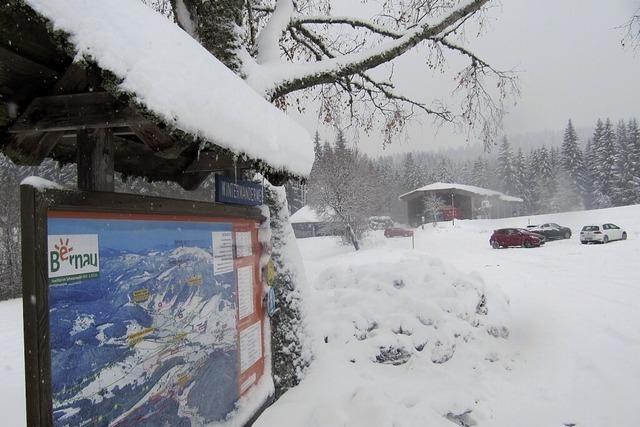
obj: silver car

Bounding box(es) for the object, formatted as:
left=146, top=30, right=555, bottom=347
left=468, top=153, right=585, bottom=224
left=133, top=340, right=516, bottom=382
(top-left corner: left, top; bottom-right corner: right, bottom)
left=580, top=223, right=627, bottom=244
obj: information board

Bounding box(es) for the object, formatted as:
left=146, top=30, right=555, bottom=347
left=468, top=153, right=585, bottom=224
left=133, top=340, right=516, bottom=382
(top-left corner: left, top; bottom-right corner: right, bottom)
left=20, top=187, right=270, bottom=427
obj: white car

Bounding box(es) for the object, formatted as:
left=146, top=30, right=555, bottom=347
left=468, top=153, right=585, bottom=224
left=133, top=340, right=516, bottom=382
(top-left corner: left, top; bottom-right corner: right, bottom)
left=580, top=223, right=627, bottom=244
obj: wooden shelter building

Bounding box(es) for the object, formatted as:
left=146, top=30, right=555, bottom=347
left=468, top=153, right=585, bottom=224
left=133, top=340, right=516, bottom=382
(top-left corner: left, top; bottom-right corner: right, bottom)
left=0, top=1, right=313, bottom=191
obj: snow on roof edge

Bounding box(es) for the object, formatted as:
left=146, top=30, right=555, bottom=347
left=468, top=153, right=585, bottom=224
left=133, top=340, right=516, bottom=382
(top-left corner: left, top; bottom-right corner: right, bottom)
left=290, top=205, right=333, bottom=223
left=399, top=182, right=523, bottom=203
left=24, top=0, right=314, bottom=177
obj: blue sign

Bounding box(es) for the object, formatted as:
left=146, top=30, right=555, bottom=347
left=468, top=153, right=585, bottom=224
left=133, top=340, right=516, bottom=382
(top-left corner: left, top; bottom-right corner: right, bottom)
left=215, top=175, right=263, bottom=206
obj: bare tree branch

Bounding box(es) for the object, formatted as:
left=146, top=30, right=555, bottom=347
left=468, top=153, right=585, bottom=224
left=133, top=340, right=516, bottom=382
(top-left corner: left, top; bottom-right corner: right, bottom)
left=621, top=7, right=640, bottom=49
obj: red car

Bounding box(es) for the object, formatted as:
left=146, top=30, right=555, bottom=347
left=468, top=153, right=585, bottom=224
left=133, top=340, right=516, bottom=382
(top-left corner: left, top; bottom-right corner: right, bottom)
left=490, top=228, right=545, bottom=249
left=384, top=227, right=414, bottom=238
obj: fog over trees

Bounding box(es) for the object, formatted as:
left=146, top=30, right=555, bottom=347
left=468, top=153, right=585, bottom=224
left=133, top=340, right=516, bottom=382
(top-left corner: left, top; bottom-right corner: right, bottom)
left=287, top=116, right=640, bottom=239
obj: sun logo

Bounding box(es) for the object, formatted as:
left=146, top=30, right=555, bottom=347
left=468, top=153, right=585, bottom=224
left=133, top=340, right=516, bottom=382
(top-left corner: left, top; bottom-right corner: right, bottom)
left=54, top=238, right=73, bottom=261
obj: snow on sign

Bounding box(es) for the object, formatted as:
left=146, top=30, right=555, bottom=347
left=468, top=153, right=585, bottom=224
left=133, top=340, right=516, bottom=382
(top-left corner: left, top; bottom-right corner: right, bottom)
left=20, top=187, right=270, bottom=427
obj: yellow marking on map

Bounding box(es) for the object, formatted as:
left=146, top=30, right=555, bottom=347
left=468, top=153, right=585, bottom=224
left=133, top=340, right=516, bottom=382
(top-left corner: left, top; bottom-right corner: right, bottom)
left=131, top=288, right=150, bottom=303
left=172, top=332, right=188, bottom=342
left=176, top=373, right=190, bottom=387
left=186, top=275, right=203, bottom=286
left=127, top=327, right=155, bottom=346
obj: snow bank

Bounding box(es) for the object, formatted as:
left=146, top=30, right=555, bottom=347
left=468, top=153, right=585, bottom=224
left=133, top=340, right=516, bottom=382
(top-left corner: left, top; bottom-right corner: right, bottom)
left=0, top=299, right=25, bottom=427
left=24, top=0, right=313, bottom=176
left=256, top=244, right=511, bottom=427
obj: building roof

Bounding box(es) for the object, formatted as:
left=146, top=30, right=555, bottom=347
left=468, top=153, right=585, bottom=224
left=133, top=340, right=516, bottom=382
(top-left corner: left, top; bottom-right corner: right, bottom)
left=399, top=182, right=524, bottom=203
left=290, top=205, right=333, bottom=224
left=1, top=0, right=313, bottom=182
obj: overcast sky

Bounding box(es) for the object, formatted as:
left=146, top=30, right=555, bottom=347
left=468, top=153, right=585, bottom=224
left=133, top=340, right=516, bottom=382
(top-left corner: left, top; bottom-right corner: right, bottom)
left=297, top=0, right=640, bottom=155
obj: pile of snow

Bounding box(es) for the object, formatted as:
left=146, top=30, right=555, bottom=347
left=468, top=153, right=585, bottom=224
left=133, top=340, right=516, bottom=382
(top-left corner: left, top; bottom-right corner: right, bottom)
left=256, top=244, right=511, bottom=426
left=23, top=0, right=313, bottom=176
left=0, top=299, right=25, bottom=427
left=256, top=204, right=640, bottom=426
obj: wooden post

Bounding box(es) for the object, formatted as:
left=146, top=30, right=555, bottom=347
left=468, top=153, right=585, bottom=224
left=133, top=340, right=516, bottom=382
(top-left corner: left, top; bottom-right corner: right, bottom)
left=76, top=128, right=114, bottom=191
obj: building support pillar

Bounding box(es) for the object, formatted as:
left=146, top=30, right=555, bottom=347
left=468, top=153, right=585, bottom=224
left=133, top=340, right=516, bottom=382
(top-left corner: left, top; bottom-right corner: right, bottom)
left=76, top=128, right=115, bottom=192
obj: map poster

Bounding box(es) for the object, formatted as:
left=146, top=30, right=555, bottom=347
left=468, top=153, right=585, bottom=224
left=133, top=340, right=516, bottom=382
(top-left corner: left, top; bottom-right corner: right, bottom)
left=44, top=211, right=257, bottom=427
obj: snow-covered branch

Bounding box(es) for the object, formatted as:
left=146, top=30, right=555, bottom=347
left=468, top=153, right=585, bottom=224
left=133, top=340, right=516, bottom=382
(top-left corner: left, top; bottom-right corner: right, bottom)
left=166, top=0, right=515, bottom=144
left=266, top=0, right=490, bottom=99
left=256, top=0, right=295, bottom=64
left=290, top=24, right=452, bottom=126
left=291, top=15, right=404, bottom=39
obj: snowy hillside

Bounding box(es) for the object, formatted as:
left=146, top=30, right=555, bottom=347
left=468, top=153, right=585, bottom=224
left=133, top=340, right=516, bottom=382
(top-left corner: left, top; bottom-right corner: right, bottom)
left=2, top=205, right=640, bottom=426
left=255, top=204, right=640, bottom=427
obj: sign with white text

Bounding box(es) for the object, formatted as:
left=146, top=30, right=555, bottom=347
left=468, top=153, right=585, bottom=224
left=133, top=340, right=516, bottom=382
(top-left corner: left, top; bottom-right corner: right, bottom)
left=215, top=176, right=263, bottom=206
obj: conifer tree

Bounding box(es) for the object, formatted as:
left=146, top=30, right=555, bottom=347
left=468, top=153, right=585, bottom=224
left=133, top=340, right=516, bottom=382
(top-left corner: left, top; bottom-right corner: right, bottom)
left=610, top=120, right=633, bottom=206
left=581, top=139, right=596, bottom=209
left=591, top=119, right=615, bottom=207
left=513, top=149, right=527, bottom=199
left=627, top=119, right=640, bottom=203
left=497, top=137, right=517, bottom=195
left=436, top=158, right=453, bottom=183
left=560, top=119, right=586, bottom=200
left=471, top=157, right=487, bottom=188
left=402, top=152, right=423, bottom=191
left=524, top=149, right=541, bottom=214
left=534, top=146, right=556, bottom=212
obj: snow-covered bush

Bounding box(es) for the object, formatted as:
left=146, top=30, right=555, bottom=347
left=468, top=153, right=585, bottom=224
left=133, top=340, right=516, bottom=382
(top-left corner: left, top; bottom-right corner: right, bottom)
left=264, top=185, right=312, bottom=397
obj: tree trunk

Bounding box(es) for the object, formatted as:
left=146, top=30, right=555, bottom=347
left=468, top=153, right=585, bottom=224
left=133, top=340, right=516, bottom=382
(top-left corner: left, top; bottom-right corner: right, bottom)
left=171, top=0, right=245, bottom=73
left=346, top=224, right=359, bottom=251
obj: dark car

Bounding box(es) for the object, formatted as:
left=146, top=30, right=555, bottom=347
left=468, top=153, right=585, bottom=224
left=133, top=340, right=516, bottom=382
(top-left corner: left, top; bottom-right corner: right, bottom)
left=525, top=223, right=572, bottom=240
left=384, top=227, right=414, bottom=238
left=490, top=228, right=545, bottom=249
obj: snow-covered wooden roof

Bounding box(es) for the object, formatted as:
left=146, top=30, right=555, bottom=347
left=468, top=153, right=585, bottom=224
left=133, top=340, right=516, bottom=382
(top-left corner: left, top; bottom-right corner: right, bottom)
left=400, top=182, right=524, bottom=203
left=290, top=205, right=332, bottom=224
left=1, top=0, right=313, bottom=184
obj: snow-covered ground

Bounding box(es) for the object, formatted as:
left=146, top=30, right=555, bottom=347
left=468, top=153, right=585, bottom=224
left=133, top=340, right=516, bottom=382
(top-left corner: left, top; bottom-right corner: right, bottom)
left=256, top=205, right=640, bottom=427
left=2, top=205, right=640, bottom=426
left=0, top=299, right=25, bottom=427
